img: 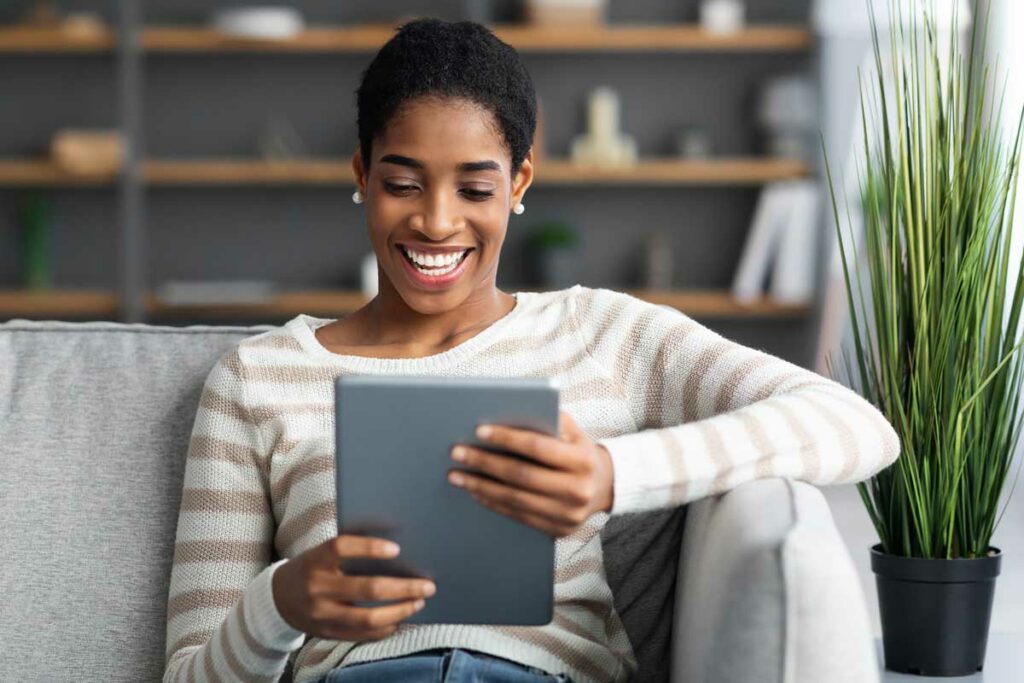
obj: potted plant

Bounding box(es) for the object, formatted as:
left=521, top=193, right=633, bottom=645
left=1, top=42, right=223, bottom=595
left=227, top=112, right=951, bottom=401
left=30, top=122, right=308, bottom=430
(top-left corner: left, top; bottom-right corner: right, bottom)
left=824, top=1, right=1024, bottom=676
left=526, top=220, right=581, bottom=289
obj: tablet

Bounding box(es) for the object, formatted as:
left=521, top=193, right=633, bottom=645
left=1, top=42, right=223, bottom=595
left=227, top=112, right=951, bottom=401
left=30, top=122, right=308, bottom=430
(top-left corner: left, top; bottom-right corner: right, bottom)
left=334, top=374, right=558, bottom=625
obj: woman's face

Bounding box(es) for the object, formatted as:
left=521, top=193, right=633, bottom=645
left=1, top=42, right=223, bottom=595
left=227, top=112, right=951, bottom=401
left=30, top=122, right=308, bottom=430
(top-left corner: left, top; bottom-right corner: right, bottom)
left=353, top=96, right=533, bottom=315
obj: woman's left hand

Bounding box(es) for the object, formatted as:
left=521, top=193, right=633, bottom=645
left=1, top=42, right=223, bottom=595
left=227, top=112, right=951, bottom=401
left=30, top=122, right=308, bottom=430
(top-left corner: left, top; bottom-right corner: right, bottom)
left=447, top=410, right=615, bottom=537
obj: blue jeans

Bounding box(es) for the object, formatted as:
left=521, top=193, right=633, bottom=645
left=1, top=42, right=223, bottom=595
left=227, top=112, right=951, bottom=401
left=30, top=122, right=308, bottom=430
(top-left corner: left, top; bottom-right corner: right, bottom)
left=314, top=647, right=572, bottom=682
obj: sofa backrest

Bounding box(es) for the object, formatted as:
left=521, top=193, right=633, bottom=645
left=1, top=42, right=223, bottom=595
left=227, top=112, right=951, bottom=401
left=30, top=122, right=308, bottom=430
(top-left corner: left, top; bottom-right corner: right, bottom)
left=0, top=319, right=683, bottom=682
left=0, top=319, right=272, bottom=681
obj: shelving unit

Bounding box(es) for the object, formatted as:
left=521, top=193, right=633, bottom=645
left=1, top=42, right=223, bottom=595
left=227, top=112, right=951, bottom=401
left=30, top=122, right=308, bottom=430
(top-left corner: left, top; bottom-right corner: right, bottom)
left=0, top=157, right=810, bottom=187
left=0, top=2, right=820, bottom=361
left=0, top=23, right=812, bottom=54
left=0, top=288, right=810, bottom=320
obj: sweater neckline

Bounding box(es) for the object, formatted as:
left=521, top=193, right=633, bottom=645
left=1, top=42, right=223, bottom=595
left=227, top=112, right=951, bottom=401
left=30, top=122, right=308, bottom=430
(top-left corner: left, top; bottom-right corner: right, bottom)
left=288, top=291, right=533, bottom=373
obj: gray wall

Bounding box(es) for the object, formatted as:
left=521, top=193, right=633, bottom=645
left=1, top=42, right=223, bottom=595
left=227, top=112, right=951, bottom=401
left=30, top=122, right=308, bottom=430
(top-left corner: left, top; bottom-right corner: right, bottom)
left=0, top=0, right=816, bottom=362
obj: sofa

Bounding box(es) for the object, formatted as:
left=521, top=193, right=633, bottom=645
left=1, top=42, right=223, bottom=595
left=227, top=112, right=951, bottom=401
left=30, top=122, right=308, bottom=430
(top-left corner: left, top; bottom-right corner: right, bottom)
left=0, top=318, right=879, bottom=682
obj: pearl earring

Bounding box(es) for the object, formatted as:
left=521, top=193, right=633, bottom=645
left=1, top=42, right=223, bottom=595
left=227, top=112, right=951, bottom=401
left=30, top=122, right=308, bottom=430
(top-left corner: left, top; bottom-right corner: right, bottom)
left=352, top=189, right=364, bottom=204
left=513, top=201, right=525, bottom=215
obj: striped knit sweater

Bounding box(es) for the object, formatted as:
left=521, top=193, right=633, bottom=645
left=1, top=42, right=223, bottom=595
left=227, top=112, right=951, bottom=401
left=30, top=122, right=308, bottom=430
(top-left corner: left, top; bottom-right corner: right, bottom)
left=164, top=284, right=901, bottom=683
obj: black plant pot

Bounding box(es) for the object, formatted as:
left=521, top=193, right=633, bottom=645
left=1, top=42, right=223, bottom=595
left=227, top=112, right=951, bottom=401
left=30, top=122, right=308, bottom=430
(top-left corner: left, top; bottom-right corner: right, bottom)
left=871, top=544, right=1001, bottom=676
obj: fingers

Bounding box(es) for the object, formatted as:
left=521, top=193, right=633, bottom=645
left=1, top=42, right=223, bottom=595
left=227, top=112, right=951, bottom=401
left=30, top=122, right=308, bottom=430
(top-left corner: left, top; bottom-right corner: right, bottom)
left=328, top=535, right=400, bottom=561
left=324, top=575, right=436, bottom=603
left=452, top=470, right=591, bottom=531
left=470, top=493, right=577, bottom=537
left=312, top=598, right=427, bottom=637
left=472, top=421, right=583, bottom=471
left=452, top=446, right=579, bottom=498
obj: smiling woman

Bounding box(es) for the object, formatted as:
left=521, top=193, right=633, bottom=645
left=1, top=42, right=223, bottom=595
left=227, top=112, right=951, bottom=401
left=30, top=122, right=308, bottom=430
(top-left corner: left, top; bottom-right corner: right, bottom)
left=163, top=17, right=902, bottom=683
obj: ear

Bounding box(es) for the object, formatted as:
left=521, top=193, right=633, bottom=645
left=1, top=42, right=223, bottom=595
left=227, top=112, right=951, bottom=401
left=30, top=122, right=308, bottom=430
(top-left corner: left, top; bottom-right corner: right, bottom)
left=511, top=147, right=535, bottom=208
left=352, top=147, right=368, bottom=194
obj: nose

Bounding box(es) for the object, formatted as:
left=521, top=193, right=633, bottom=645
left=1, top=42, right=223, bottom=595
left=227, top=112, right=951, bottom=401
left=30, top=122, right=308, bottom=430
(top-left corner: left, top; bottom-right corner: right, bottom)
left=410, top=188, right=462, bottom=238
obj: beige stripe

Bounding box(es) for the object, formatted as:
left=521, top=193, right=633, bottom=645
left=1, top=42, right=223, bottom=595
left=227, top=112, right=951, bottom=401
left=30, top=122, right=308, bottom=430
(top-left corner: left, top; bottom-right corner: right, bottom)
left=697, top=421, right=734, bottom=496
left=249, top=402, right=332, bottom=427
left=168, top=631, right=211, bottom=660
left=168, top=588, right=244, bottom=622
left=271, top=454, right=334, bottom=505
left=174, top=540, right=270, bottom=565
left=643, top=322, right=701, bottom=429
left=681, top=338, right=734, bottom=422
left=269, top=436, right=304, bottom=457
left=246, top=333, right=303, bottom=352
left=516, top=347, right=595, bottom=383
left=656, top=428, right=690, bottom=502
left=773, top=400, right=820, bottom=480
left=554, top=611, right=604, bottom=642
left=554, top=552, right=603, bottom=585
left=221, top=625, right=280, bottom=683
left=188, top=435, right=261, bottom=469
left=200, top=387, right=252, bottom=426
left=559, top=376, right=622, bottom=405
left=201, top=638, right=222, bottom=682
left=187, top=648, right=199, bottom=683
left=475, top=316, right=573, bottom=362
left=238, top=593, right=293, bottom=660
left=713, top=355, right=776, bottom=414
left=736, top=411, right=776, bottom=479
left=795, top=393, right=861, bottom=481
left=612, top=306, right=663, bottom=407
left=220, top=626, right=252, bottom=681
left=180, top=488, right=270, bottom=515
left=296, top=639, right=338, bottom=668
left=231, top=361, right=333, bottom=385
left=276, top=500, right=335, bottom=554
left=748, top=368, right=816, bottom=404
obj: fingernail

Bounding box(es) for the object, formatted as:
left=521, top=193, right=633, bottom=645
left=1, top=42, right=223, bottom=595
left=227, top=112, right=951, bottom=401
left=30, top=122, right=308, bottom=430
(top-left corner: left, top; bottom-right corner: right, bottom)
left=423, top=583, right=436, bottom=597
left=384, top=542, right=400, bottom=555
left=451, top=446, right=466, bottom=462
left=414, top=599, right=426, bottom=609
left=476, top=425, right=492, bottom=439
left=449, top=472, right=465, bottom=486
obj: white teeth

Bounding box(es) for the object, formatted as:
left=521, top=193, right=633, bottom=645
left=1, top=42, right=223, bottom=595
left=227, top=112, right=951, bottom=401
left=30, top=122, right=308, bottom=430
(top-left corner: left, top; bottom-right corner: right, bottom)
left=402, top=247, right=467, bottom=268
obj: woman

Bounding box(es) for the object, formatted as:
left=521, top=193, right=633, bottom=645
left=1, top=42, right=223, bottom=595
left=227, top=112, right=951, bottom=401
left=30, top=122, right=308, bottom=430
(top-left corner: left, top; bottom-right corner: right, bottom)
left=163, top=18, right=900, bottom=683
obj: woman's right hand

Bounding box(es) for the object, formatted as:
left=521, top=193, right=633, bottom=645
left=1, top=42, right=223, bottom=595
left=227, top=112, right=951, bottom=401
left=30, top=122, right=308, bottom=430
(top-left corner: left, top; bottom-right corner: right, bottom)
left=271, top=534, right=436, bottom=642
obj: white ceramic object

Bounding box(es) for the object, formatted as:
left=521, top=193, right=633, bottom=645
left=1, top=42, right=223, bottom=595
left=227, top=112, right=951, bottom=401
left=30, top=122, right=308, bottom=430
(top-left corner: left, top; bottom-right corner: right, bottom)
left=211, top=7, right=305, bottom=40
left=700, top=0, right=745, bottom=36
left=361, top=252, right=379, bottom=298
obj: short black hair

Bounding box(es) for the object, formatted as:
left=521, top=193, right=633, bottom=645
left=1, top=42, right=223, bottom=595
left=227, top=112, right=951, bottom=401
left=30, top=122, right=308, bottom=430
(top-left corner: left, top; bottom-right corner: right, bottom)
left=356, top=18, right=537, bottom=178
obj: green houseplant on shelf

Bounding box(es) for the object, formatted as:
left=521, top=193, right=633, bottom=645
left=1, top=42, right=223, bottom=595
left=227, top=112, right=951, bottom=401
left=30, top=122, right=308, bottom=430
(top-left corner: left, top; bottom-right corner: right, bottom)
left=824, top=0, right=1024, bottom=676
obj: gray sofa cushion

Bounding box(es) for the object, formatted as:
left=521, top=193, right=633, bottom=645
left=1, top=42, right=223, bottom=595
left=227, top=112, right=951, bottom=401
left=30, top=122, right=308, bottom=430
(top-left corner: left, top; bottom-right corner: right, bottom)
left=0, top=320, right=273, bottom=682
left=0, top=319, right=684, bottom=682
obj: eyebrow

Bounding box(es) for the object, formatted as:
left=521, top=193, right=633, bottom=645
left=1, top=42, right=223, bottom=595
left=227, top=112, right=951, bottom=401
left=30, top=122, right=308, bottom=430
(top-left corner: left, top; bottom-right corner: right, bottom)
left=379, top=154, right=501, bottom=173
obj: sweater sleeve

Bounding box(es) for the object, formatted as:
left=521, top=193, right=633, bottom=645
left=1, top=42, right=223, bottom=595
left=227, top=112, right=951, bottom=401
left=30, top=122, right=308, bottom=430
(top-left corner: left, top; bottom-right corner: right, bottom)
left=163, top=347, right=306, bottom=682
left=570, top=287, right=902, bottom=515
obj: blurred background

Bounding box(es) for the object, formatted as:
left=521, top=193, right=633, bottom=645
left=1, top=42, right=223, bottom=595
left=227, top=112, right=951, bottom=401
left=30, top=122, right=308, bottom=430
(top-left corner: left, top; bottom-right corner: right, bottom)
left=0, top=0, right=820, bottom=365
left=1, top=0, right=1023, bottom=645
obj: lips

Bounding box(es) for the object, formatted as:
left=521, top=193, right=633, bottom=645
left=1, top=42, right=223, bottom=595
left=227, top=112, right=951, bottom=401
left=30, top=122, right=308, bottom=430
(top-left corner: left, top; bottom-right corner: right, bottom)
left=395, top=244, right=474, bottom=290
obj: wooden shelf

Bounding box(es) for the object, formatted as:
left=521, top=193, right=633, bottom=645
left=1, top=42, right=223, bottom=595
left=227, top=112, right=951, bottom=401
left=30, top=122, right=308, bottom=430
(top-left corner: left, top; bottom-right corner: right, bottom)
left=144, top=159, right=350, bottom=185
left=142, top=157, right=808, bottom=187
left=0, top=290, right=119, bottom=317
left=0, top=25, right=116, bottom=52
left=0, top=160, right=119, bottom=186
left=0, top=23, right=811, bottom=53
left=2, top=288, right=809, bottom=320
left=142, top=24, right=813, bottom=53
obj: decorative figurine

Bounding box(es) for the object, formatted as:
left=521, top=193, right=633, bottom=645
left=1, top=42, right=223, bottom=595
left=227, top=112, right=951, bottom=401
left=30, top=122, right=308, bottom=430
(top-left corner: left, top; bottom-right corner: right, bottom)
left=570, top=87, right=637, bottom=167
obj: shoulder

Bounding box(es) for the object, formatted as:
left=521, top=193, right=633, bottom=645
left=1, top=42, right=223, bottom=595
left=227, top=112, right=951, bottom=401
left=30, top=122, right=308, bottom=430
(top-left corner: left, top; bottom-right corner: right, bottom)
left=569, top=285, right=697, bottom=343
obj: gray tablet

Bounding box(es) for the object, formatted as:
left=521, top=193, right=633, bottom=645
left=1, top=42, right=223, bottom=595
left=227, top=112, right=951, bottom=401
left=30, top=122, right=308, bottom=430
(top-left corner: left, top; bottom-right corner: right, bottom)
left=335, top=374, right=558, bottom=625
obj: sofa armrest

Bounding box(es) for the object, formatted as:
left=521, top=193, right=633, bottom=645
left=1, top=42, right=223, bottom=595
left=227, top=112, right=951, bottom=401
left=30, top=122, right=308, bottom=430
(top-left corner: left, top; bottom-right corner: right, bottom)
left=670, top=478, right=878, bottom=683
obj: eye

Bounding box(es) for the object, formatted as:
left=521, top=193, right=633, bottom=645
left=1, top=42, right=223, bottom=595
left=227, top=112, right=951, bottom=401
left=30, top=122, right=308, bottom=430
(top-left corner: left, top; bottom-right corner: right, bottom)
left=461, top=188, right=495, bottom=201
left=384, top=181, right=418, bottom=195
